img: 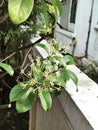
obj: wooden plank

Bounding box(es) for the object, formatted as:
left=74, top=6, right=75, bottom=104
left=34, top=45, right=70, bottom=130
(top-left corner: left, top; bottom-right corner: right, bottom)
left=29, top=104, right=37, bottom=130
left=35, top=97, right=73, bottom=130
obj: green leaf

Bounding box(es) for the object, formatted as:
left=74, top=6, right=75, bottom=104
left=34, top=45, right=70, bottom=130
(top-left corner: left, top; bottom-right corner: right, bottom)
left=31, top=65, right=43, bottom=82
left=51, top=0, right=58, bottom=23
left=40, top=0, right=49, bottom=27
left=55, top=76, right=66, bottom=88
left=39, top=89, right=52, bottom=111
left=10, top=84, right=25, bottom=102
left=66, top=69, right=78, bottom=86
left=10, top=82, right=32, bottom=102
left=64, top=55, right=76, bottom=65
left=51, top=55, right=66, bottom=67
left=8, top=0, right=34, bottom=24
left=34, top=43, right=49, bottom=54
left=55, top=0, right=62, bottom=16
left=45, top=72, right=66, bottom=88
left=0, top=62, right=14, bottom=76
left=16, top=93, right=36, bottom=113
left=43, top=80, right=50, bottom=88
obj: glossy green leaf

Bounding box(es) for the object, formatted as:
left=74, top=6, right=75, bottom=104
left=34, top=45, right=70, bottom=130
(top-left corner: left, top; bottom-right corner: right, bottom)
left=35, top=43, right=49, bottom=54
left=64, top=55, right=76, bottom=65
left=16, top=93, right=36, bottom=113
left=45, top=71, right=66, bottom=88
left=10, top=82, right=32, bottom=102
left=51, top=0, right=58, bottom=23
left=8, top=0, right=34, bottom=24
left=51, top=55, right=66, bottom=67
left=59, top=69, right=69, bottom=82
left=66, top=69, right=78, bottom=86
left=31, top=65, right=43, bottom=82
left=0, top=62, right=14, bottom=76
left=40, top=0, right=49, bottom=27
left=55, top=78, right=66, bottom=88
left=39, top=89, right=52, bottom=111
left=55, top=0, right=62, bottom=15
left=50, top=0, right=62, bottom=24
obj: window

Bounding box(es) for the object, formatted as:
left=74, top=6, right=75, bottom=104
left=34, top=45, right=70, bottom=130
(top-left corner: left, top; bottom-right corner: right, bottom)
left=60, top=0, right=78, bottom=32
left=70, top=0, right=77, bottom=23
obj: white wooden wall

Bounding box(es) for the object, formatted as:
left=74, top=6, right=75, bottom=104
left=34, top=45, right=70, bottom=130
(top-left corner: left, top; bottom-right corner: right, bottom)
left=55, top=0, right=94, bottom=58
left=88, top=0, right=98, bottom=62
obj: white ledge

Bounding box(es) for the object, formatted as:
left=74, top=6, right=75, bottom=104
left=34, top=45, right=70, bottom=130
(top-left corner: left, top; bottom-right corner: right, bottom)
left=65, top=65, right=98, bottom=130
left=55, top=26, right=75, bottom=38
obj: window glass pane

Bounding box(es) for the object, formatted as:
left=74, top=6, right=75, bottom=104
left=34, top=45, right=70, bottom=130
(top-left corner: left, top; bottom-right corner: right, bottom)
left=70, top=0, right=77, bottom=23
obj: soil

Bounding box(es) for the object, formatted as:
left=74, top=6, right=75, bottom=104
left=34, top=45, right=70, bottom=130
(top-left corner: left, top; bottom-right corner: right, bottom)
left=0, top=74, right=29, bottom=130
left=0, top=104, right=29, bottom=130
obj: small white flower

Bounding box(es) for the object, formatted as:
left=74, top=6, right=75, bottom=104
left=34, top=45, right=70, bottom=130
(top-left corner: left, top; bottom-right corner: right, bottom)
left=56, top=71, right=60, bottom=77
left=36, top=56, right=41, bottom=62
left=54, top=65, right=58, bottom=71
left=50, top=81, right=54, bottom=86
left=43, top=71, right=49, bottom=77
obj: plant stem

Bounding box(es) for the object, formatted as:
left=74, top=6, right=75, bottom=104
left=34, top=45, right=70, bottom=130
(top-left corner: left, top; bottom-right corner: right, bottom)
left=0, top=34, right=48, bottom=58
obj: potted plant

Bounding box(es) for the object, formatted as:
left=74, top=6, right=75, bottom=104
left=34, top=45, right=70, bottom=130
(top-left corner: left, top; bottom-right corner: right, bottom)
left=9, top=38, right=78, bottom=113
left=1, top=0, right=78, bottom=129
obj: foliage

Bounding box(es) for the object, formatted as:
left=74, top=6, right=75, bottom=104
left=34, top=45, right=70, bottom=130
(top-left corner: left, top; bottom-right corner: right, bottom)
left=8, top=0, right=34, bottom=24
left=10, top=41, right=78, bottom=113
left=0, top=62, right=14, bottom=76
left=76, top=59, right=98, bottom=83
left=0, top=0, right=78, bottom=113
left=0, top=0, right=61, bottom=64
left=8, top=0, right=62, bottom=25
